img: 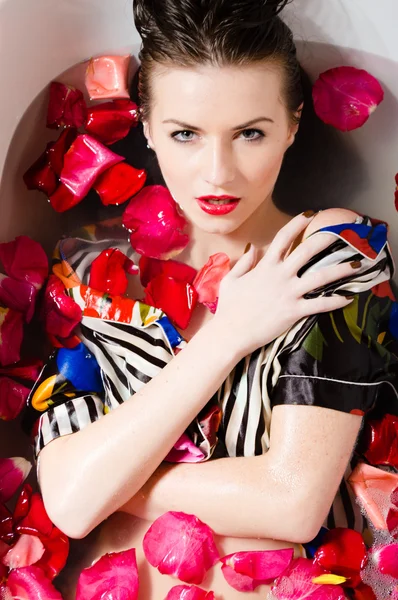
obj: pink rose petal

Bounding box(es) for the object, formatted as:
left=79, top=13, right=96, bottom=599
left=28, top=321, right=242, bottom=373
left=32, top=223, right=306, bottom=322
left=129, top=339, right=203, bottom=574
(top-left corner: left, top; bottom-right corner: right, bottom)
left=193, top=254, right=230, bottom=305
left=0, top=236, right=48, bottom=289
left=165, top=585, right=216, bottom=599
left=6, top=565, right=63, bottom=599
left=122, top=186, right=189, bottom=260
left=3, top=534, right=45, bottom=569
left=0, top=308, right=24, bottom=367
left=313, top=66, right=384, bottom=132
left=271, top=558, right=346, bottom=600
left=139, top=256, right=197, bottom=288
left=85, top=55, right=131, bottom=101
left=222, top=548, right=294, bottom=582
left=143, top=511, right=219, bottom=584
left=221, top=564, right=257, bottom=591
left=76, top=548, right=139, bottom=600
left=371, top=544, right=398, bottom=579
left=165, top=433, right=206, bottom=464
left=47, top=82, right=87, bottom=129
left=60, top=134, right=124, bottom=200
left=0, top=276, right=37, bottom=323
left=0, top=458, right=31, bottom=503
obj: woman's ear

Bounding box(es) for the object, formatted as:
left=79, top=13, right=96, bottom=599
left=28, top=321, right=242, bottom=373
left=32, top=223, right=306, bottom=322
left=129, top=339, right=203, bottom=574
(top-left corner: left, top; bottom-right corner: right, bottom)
left=286, top=102, right=303, bottom=148
left=143, top=121, right=155, bottom=150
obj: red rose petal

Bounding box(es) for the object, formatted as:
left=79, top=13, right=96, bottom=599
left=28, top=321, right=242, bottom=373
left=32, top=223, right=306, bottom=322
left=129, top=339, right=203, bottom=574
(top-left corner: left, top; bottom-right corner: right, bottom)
left=0, top=236, right=48, bottom=289
left=0, top=276, right=37, bottom=322
left=23, top=151, right=58, bottom=196
left=85, top=55, right=131, bottom=101
left=351, top=583, right=377, bottom=600
left=221, top=564, right=256, bottom=591
left=89, top=248, right=136, bottom=296
left=271, top=558, right=346, bottom=600
left=15, top=493, right=53, bottom=538
left=387, top=487, right=398, bottom=538
left=313, top=66, right=384, bottom=132
left=0, top=308, right=24, bottom=367
left=314, top=528, right=367, bottom=588
left=372, top=543, right=398, bottom=578
left=85, top=99, right=139, bottom=145
left=6, top=565, right=63, bottom=599
left=42, top=275, right=82, bottom=338
left=47, top=82, right=87, bottom=129
left=33, top=526, right=69, bottom=581
left=94, top=162, right=147, bottom=206
left=144, top=275, right=198, bottom=330
left=3, top=534, right=45, bottom=569
left=13, top=484, right=33, bottom=524
left=165, top=585, right=215, bottom=599
left=60, top=134, right=124, bottom=200
left=364, top=414, right=398, bottom=470
left=193, top=253, right=230, bottom=305
left=0, top=504, right=14, bottom=544
left=47, top=128, right=78, bottom=176
left=143, top=512, right=219, bottom=585
left=76, top=548, right=139, bottom=600
left=0, top=458, right=31, bottom=503
left=122, top=185, right=189, bottom=260
left=139, top=256, right=197, bottom=288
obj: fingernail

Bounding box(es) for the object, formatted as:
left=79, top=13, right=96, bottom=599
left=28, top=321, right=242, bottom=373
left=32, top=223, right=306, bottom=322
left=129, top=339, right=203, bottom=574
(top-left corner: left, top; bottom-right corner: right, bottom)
left=303, top=210, right=315, bottom=218
left=244, top=243, right=251, bottom=254
left=350, top=260, right=362, bottom=269
left=346, top=295, right=356, bottom=300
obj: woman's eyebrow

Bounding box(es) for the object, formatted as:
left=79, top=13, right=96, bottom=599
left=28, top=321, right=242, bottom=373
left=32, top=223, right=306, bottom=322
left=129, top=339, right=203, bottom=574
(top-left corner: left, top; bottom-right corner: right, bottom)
left=162, top=117, right=274, bottom=131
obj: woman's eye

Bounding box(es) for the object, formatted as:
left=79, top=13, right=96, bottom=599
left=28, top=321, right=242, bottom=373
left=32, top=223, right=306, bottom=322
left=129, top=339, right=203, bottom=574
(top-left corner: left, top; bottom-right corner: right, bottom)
left=240, top=128, right=265, bottom=142
left=171, top=130, right=196, bottom=143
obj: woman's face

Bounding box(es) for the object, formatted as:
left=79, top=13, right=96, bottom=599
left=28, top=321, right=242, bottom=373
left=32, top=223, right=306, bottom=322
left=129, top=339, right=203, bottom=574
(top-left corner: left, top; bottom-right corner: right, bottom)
left=143, top=62, right=300, bottom=236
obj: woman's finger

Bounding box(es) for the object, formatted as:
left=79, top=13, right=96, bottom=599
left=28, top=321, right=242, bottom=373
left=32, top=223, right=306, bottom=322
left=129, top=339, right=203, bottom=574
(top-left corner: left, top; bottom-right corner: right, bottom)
left=228, top=244, right=258, bottom=279
left=284, top=230, right=356, bottom=275
left=295, top=260, right=362, bottom=297
left=298, top=294, right=355, bottom=318
left=263, top=211, right=317, bottom=263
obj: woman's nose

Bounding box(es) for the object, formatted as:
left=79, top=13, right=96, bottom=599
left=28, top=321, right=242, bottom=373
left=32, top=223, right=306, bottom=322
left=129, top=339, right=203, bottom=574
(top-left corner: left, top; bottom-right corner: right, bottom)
left=202, top=140, right=236, bottom=187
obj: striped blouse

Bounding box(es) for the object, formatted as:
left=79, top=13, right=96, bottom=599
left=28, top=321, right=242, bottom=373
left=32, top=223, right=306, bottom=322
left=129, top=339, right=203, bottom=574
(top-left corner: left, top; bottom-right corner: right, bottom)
left=22, top=212, right=398, bottom=534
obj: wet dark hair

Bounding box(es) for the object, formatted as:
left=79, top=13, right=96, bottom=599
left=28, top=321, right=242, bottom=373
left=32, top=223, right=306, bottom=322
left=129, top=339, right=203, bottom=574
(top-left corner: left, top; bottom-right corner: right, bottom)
left=133, top=0, right=303, bottom=124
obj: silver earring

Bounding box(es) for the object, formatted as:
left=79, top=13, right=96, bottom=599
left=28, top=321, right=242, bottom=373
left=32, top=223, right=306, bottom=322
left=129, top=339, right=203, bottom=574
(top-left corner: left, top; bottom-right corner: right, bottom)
left=146, top=143, right=151, bottom=150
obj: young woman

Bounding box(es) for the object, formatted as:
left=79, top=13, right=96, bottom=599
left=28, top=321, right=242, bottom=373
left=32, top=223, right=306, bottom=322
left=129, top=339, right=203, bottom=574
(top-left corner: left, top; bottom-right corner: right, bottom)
left=22, top=0, right=397, bottom=597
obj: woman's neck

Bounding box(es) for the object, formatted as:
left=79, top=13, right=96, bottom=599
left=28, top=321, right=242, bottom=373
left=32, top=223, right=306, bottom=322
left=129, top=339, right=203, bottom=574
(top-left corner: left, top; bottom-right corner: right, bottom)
left=177, top=198, right=294, bottom=270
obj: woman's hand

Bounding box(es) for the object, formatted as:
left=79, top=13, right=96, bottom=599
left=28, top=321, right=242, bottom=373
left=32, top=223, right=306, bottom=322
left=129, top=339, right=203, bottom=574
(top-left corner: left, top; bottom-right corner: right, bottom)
left=213, top=211, right=360, bottom=356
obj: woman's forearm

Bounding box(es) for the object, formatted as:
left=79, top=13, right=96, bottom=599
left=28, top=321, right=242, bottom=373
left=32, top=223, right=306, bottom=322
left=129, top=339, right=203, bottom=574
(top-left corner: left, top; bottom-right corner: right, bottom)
left=119, top=455, right=317, bottom=544
left=39, top=319, right=243, bottom=539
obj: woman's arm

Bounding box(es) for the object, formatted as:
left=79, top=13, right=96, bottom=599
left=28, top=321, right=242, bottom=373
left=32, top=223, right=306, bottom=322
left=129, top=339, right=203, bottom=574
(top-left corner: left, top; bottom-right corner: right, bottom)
left=38, top=318, right=241, bottom=539
left=119, top=404, right=362, bottom=544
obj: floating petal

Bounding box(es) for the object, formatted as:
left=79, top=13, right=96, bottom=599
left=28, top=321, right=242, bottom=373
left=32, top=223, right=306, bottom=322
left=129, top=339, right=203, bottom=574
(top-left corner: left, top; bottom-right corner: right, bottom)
left=0, top=458, right=31, bottom=503
left=47, top=82, right=87, bottom=129
left=0, top=236, right=48, bottom=289
left=85, top=55, right=131, bottom=101
left=139, top=256, right=197, bottom=288
left=164, top=433, right=206, bottom=464
left=0, top=377, right=31, bottom=421
left=2, top=534, right=45, bottom=569
left=144, top=275, right=198, bottom=330
left=6, top=565, right=63, bottom=599
left=314, top=528, right=367, bottom=588
left=193, top=254, right=230, bottom=305
left=271, top=558, right=346, bottom=599
left=165, top=585, right=215, bottom=599
left=143, top=511, right=219, bottom=585
left=364, top=414, right=398, bottom=470
left=76, top=548, right=139, bottom=600
left=122, top=186, right=189, bottom=260
left=0, top=308, right=24, bottom=367
left=42, top=275, right=82, bottom=338
left=85, top=99, right=139, bottom=145
left=94, top=162, right=146, bottom=206
left=371, top=543, right=398, bottom=579
left=89, top=248, right=136, bottom=296
left=313, top=67, right=384, bottom=131
left=60, top=134, right=124, bottom=201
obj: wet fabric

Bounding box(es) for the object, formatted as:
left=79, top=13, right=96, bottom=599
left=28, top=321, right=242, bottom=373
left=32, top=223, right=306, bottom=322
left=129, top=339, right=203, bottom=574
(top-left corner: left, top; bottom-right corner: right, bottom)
left=21, top=212, right=398, bottom=533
